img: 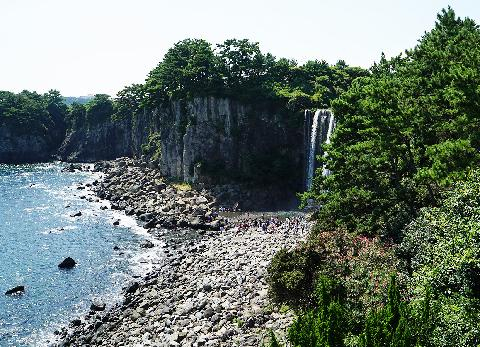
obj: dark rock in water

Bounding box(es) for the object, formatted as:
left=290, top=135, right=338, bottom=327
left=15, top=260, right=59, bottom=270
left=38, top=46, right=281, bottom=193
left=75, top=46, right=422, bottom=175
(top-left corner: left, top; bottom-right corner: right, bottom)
left=113, top=246, right=120, bottom=251
left=113, top=220, right=120, bottom=226
left=70, top=319, right=82, bottom=327
left=140, top=240, right=154, bottom=249
left=5, top=285, right=25, bottom=295
left=139, top=213, right=154, bottom=222
left=126, top=282, right=140, bottom=294
left=58, top=257, right=76, bottom=269
left=143, top=219, right=157, bottom=229
left=100, top=205, right=108, bottom=210
left=90, top=301, right=106, bottom=312
left=62, top=163, right=81, bottom=173
left=70, top=211, right=82, bottom=217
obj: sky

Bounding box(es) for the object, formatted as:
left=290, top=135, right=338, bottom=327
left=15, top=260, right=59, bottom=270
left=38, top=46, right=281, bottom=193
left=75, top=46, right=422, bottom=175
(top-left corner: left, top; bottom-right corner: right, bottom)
left=1, top=0, right=479, bottom=97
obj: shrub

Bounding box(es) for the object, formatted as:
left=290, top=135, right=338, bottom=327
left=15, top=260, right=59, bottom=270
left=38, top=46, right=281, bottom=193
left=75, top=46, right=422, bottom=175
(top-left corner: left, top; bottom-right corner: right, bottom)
left=399, top=169, right=480, bottom=346
left=267, top=247, right=321, bottom=307
left=141, top=132, right=162, bottom=162
left=268, top=229, right=402, bottom=331
left=288, top=276, right=346, bottom=347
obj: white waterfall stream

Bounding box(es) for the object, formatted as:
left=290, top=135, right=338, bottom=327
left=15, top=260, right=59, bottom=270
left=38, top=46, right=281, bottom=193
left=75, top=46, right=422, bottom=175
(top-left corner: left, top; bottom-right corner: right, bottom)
left=305, top=109, right=335, bottom=190
left=321, top=113, right=335, bottom=177
left=306, top=110, right=321, bottom=190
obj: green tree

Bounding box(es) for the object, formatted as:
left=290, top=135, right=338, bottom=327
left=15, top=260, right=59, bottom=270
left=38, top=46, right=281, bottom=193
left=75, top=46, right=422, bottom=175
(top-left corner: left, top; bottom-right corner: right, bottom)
left=145, top=39, right=220, bottom=104
left=85, top=94, right=114, bottom=126
left=114, top=83, right=145, bottom=119
left=216, top=38, right=275, bottom=96
left=67, top=102, right=87, bottom=130
left=306, top=8, right=480, bottom=237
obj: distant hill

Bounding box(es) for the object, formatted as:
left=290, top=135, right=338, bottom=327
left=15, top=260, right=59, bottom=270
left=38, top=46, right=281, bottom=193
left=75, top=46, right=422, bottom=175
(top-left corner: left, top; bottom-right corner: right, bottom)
left=63, top=96, right=94, bottom=105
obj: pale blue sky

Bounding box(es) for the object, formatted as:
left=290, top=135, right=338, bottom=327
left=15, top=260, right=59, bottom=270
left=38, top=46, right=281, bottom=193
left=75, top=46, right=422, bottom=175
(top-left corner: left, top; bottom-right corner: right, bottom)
left=1, top=0, right=479, bottom=96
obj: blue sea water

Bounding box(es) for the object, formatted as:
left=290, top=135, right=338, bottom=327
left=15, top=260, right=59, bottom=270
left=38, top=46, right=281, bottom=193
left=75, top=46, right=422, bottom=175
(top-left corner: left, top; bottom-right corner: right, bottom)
left=0, top=163, right=160, bottom=346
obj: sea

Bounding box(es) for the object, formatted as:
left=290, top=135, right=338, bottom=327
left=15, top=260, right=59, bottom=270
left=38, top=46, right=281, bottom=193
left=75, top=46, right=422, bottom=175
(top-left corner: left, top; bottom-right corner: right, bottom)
left=0, top=163, right=161, bottom=346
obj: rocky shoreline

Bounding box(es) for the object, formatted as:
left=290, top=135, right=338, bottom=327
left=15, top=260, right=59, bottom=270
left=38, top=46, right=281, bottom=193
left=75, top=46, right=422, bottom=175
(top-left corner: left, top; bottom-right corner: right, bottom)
left=55, top=158, right=310, bottom=346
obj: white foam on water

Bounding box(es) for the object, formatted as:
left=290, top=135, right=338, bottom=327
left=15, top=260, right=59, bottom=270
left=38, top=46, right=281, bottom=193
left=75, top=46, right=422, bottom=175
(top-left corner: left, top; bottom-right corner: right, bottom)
left=26, top=168, right=165, bottom=347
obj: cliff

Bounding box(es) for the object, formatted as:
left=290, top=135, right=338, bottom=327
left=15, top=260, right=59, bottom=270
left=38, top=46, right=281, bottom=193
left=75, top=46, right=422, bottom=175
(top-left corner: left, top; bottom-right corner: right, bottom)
left=0, top=125, right=64, bottom=164
left=58, top=97, right=304, bottom=189
left=57, top=118, right=132, bottom=162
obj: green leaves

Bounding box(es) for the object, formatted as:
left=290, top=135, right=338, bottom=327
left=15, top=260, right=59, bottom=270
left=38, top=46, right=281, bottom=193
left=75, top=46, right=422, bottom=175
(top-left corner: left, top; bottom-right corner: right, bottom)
left=0, top=90, right=67, bottom=147
left=144, top=39, right=219, bottom=102
left=399, top=170, right=480, bottom=346
left=85, top=94, right=114, bottom=126
left=139, top=38, right=367, bottom=110
left=307, top=7, right=480, bottom=237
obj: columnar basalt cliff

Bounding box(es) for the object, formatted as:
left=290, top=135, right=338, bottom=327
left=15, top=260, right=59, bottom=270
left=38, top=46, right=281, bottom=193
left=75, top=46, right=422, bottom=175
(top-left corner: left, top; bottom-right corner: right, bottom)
left=58, top=97, right=305, bottom=189
left=0, top=124, right=65, bottom=164
left=58, top=117, right=132, bottom=162
left=0, top=127, right=51, bottom=163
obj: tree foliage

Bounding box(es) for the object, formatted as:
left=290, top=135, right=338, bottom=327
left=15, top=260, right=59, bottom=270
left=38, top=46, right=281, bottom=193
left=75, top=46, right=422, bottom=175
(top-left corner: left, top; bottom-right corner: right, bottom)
left=138, top=38, right=366, bottom=111
left=399, top=170, right=480, bottom=346
left=85, top=94, right=115, bottom=126
left=305, top=8, right=480, bottom=237
left=0, top=89, right=67, bottom=146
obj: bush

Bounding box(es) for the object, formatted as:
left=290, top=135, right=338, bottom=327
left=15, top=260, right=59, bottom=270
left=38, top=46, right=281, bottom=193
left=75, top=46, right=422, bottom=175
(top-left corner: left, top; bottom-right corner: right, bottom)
left=268, top=229, right=402, bottom=331
left=267, top=247, right=320, bottom=307
left=288, top=276, right=346, bottom=347
left=399, top=169, right=480, bottom=346
left=141, top=132, right=162, bottom=161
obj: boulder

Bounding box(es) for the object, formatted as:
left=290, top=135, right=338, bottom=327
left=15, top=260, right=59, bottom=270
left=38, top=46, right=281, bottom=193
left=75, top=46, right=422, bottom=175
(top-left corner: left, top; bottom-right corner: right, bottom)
left=5, top=285, right=24, bottom=295
left=58, top=257, right=76, bottom=269
left=126, top=282, right=140, bottom=294
left=70, top=211, right=82, bottom=217
left=139, top=213, right=155, bottom=222
left=140, top=240, right=154, bottom=249
left=90, top=301, right=106, bottom=312
left=69, top=319, right=82, bottom=327
left=143, top=219, right=157, bottom=229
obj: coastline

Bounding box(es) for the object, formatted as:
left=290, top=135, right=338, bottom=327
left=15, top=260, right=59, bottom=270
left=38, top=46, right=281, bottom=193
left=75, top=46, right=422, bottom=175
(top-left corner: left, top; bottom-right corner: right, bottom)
left=54, top=158, right=310, bottom=346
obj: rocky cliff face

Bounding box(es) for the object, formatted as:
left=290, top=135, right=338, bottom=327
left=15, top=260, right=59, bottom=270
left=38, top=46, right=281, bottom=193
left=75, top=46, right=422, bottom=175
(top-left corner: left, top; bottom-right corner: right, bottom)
left=57, top=118, right=132, bottom=162
left=58, top=97, right=304, bottom=188
left=0, top=127, right=51, bottom=163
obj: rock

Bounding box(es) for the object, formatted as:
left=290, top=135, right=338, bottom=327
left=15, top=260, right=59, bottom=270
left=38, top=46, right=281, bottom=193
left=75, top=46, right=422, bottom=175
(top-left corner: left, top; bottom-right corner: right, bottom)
left=143, top=219, right=157, bottom=229
left=69, top=319, right=82, bottom=327
left=90, top=301, right=106, bottom=312
left=62, top=164, right=82, bottom=172
left=58, top=257, right=76, bottom=269
left=70, top=211, right=82, bottom=217
left=203, top=307, right=215, bottom=319
left=140, top=240, right=154, bottom=249
left=5, top=285, right=25, bottom=295
left=113, top=220, right=120, bottom=226
left=126, top=282, right=139, bottom=294
left=139, top=213, right=154, bottom=222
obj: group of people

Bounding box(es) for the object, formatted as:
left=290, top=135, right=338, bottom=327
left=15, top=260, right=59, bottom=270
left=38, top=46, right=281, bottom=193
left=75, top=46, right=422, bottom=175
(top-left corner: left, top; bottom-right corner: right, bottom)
left=232, top=214, right=306, bottom=234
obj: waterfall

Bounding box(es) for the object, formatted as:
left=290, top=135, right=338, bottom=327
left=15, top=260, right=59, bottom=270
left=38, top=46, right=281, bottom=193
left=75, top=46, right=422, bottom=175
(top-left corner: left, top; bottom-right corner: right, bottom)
left=306, top=110, right=321, bottom=190
left=321, top=113, right=335, bottom=177
left=305, top=109, right=335, bottom=190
